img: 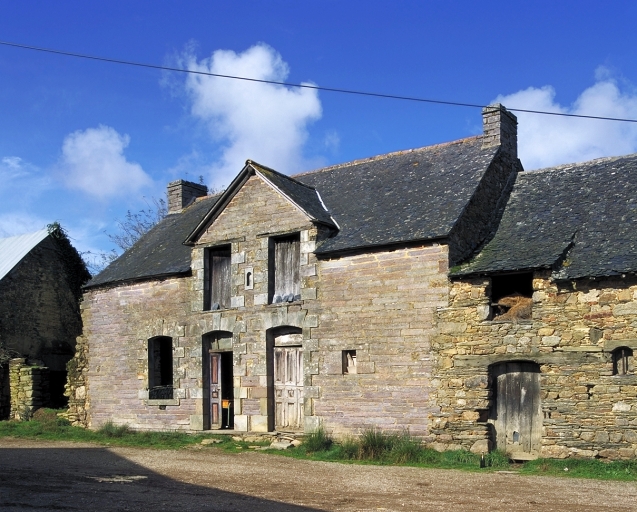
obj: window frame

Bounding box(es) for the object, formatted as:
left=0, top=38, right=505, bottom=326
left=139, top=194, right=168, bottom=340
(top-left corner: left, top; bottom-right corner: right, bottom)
left=268, top=233, right=301, bottom=304
left=204, top=245, right=232, bottom=311
left=148, top=336, right=174, bottom=400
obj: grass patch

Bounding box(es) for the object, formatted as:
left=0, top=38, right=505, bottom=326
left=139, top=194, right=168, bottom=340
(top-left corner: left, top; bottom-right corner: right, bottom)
left=0, top=409, right=215, bottom=449
left=3, top=414, right=637, bottom=481
left=521, top=457, right=637, bottom=481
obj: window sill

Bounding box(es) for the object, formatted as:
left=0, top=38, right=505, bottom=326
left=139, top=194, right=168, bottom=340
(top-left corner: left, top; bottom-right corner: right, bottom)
left=145, top=398, right=180, bottom=406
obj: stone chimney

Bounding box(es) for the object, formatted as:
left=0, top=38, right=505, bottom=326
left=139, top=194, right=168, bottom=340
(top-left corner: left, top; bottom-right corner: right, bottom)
left=482, top=103, right=518, bottom=161
left=167, top=179, right=208, bottom=214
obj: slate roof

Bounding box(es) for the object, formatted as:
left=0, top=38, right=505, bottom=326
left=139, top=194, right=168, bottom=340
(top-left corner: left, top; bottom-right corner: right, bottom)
left=297, top=136, right=499, bottom=253
left=86, top=195, right=220, bottom=288
left=454, top=153, right=637, bottom=279
left=0, top=229, right=49, bottom=281
left=251, top=162, right=336, bottom=227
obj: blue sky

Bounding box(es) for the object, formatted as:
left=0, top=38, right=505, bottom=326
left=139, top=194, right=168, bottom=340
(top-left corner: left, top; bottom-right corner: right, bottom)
left=1, top=1, right=637, bottom=264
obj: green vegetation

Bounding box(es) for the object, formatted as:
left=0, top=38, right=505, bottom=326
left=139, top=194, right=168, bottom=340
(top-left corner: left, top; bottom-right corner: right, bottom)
left=2, top=413, right=637, bottom=481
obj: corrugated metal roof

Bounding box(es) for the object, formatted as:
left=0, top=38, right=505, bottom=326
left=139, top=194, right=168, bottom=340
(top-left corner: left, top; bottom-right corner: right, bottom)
left=0, top=229, right=49, bottom=281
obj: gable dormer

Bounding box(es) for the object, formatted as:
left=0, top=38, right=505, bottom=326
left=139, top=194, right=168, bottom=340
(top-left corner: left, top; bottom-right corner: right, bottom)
left=187, top=161, right=335, bottom=311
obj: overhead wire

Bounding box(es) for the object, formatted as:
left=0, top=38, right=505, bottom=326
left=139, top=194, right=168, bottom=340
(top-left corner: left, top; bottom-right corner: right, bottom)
left=1, top=39, right=636, bottom=124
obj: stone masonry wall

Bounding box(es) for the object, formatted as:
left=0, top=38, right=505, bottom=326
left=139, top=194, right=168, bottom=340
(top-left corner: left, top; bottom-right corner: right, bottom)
left=311, top=244, right=449, bottom=438
left=430, top=272, right=637, bottom=459
left=9, top=358, right=50, bottom=420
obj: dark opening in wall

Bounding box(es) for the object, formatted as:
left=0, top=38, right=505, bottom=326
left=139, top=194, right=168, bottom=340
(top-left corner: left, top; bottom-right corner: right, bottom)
left=342, top=350, right=357, bottom=374
left=613, top=347, right=633, bottom=375
left=490, top=273, right=533, bottom=320
left=148, top=337, right=173, bottom=399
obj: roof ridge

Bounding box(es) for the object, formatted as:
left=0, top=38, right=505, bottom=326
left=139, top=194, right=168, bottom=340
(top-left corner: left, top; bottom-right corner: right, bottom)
left=293, top=135, right=482, bottom=178
left=249, top=160, right=317, bottom=191
left=523, top=152, right=637, bottom=176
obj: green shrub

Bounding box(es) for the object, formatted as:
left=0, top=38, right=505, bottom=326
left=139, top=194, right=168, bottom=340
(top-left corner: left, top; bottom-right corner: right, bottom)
left=389, top=434, right=423, bottom=464
left=359, top=428, right=395, bottom=460
left=98, top=421, right=131, bottom=438
left=336, top=436, right=360, bottom=460
left=303, top=428, right=333, bottom=453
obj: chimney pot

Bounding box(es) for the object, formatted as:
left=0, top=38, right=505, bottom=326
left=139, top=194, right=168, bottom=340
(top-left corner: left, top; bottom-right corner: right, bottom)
left=167, top=180, right=208, bottom=214
left=482, top=103, right=518, bottom=161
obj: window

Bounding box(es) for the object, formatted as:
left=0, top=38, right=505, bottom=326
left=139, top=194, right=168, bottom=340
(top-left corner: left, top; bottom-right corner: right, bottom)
left=148, top=337, right=173, bottom=399
left=490, top=273, right=533, bottom=320
left=613, top=347, right=633, bottom=376
left=269, top=234, right=300, bottom=303
left=204, top=246, right=231, bottom=310
left=342, top=350, right=357, bottom=374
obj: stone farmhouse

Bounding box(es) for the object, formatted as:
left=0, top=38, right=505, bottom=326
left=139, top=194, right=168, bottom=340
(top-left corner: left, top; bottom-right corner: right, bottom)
left=0, top=226, right=89, bottom=419
left=69, top=104, right=637, bottom=460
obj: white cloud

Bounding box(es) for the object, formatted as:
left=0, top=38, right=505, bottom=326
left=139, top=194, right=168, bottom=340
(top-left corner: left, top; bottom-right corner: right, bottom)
left=59, top=125, right=152, bottom=198
left=495, top=69, right=637, bottom=170
left=181, top=43, right=322, bottom=187
left=0, top=212, right=48, bottom=238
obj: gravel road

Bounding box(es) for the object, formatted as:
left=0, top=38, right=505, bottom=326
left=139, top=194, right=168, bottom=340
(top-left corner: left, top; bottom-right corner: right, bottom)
left=1, top=438, right=637, bottom=511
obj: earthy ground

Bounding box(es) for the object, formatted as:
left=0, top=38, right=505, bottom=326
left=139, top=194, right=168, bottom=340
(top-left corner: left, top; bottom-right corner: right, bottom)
left=1, top=438, right=637, bottom=511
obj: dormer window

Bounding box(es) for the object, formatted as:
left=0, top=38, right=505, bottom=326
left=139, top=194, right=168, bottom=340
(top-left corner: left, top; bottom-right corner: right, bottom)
left=204, top=246, right=231, bottom=310
left=269, top=234, right=300, bottom=304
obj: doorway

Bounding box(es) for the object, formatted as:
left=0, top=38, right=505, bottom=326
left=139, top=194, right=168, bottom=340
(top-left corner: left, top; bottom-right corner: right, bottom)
left=489, top=361, right=541, bottom=459
left=267, top=327, right=304, bottom=432
left=203, top=331, right=234, bottom=430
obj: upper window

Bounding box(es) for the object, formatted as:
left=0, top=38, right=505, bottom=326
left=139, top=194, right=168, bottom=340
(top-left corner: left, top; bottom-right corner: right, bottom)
left=490, top=273, right=533, bottom=321
left=204, top=246, right=231, bottom=310
left=269, top=234, right=300, bottom=304
left=148, top=336, right=173, bottom=399
left=613, top=347, right=633, bottom=376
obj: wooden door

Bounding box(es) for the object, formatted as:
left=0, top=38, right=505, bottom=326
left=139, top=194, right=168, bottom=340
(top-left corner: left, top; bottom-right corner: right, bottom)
left=274, top=346, right=303, bottom=430
left=490, top=362, right=541, bottom=458
left=209, top=352, right=222, bottom=429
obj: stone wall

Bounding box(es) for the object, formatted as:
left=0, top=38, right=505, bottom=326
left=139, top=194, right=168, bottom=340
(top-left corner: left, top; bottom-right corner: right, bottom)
left=9, top=358, right=50, bottom=420
left=430, top=272, right=637, bottom=459
left=311, top=244, right=449, bottom=437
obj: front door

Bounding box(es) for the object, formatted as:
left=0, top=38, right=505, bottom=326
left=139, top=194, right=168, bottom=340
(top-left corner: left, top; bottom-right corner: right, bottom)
left=490, top=362, right=542, bottom=459
left=209, top=351, right=233, bottom=429
left=274, top=346, right=303, bottom=431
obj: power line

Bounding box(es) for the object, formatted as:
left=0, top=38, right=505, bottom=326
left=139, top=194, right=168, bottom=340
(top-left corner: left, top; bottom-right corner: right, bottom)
left=1, top=39, right=637, bottom=124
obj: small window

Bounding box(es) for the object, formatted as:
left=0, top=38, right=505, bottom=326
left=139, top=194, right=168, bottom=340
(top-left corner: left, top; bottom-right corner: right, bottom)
left=490, top=273, right=533, bottom=320
left=613, top=347, right=633, bottom=376
left=149, top=337, right=173, bottom=399
left=245, top=267, right=253, bottom=290
left=269, top=234, right=300, bottom=304
left=342, top=350, right=357, bottom=374
left=204, top=246, right=231, bottom=310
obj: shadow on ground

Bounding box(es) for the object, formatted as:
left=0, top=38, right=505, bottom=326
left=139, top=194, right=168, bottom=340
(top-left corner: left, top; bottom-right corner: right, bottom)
left=0, top=446, right=321, bottom=511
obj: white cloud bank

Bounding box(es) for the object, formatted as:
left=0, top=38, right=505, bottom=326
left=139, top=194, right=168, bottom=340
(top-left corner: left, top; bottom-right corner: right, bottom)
left=181, top=43, right=322, bottom=186
left=495, top=69, right=637, bottom=170
left=59, top=125, right=152, bottom=198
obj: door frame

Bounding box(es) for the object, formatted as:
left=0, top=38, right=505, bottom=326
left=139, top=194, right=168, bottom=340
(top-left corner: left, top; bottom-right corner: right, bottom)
left=202, top=331, right=233, bottom=430
left=488, top=360, right=542, bottom=458
left=266, top=326, right=303, bottom=432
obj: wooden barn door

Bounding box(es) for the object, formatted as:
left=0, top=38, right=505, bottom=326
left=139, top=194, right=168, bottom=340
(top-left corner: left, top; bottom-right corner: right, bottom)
left=274, top=346, right=304, bottom=431
left=490, top=362, right=541, bottom=459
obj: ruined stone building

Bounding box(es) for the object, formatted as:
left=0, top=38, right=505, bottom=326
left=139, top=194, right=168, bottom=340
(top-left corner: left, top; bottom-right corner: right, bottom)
left=0, top=226, right=89, bottom=418
left=69, top=104, right=637, bottom=459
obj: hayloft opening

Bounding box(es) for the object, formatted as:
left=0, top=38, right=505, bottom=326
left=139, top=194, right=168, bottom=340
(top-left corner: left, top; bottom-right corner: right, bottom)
left=490, top=273, right=533, bottom=320
left=204, top=245, right=231, bottom=311
left=269, top=233, right=301, bottom=304
left=342, top=350, right=357, bottom=374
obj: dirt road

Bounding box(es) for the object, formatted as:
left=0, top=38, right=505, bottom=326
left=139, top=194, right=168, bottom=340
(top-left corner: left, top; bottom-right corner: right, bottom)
left=1, top=438, right=637, bottom=511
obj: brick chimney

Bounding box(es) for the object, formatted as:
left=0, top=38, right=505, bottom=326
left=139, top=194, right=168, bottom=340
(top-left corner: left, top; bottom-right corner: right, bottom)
left=167, top=180, right=208, bottom=214
left=482, top=103, right=518, bottom=161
